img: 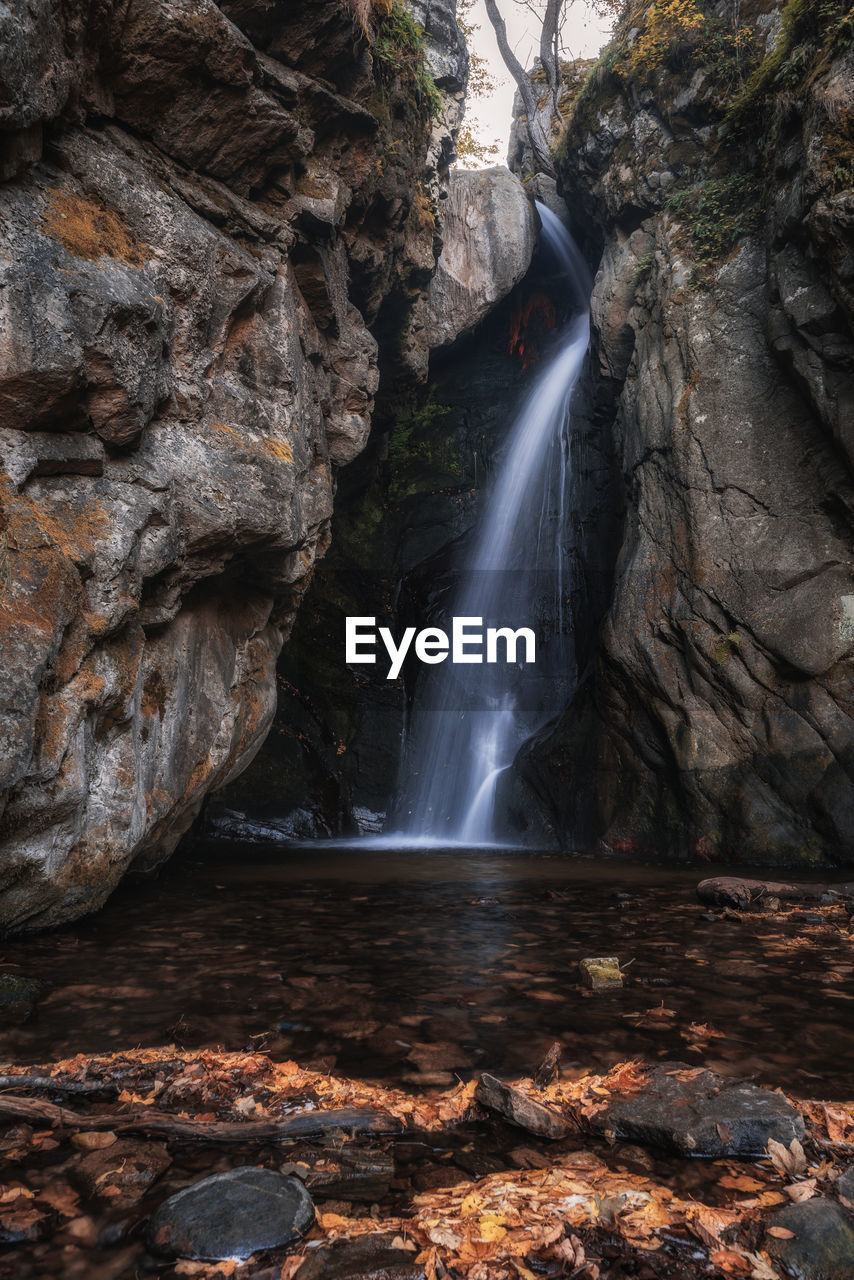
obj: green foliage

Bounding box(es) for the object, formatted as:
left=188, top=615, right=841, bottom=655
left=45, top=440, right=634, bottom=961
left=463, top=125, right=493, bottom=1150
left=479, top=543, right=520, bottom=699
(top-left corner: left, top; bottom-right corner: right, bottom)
left=632, top=250, right=656, bottom=284
left=627, top=0, right=704, bottom=75
left=374, top=2, right=443, bottom=120
left=664, top=172, right=764, bottom=279
left=712, top=631, right=742, bottom=664
left=727, top=0, right=854, bottom=126
left=387, top=394, right=460, bottom=503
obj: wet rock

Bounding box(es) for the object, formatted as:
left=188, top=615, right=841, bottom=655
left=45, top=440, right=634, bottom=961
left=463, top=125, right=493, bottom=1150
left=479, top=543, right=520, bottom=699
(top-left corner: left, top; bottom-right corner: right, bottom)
left=765, top=1199, right=854, bottom=1280
left=475, top=1073, right=569, bottom=1139
left=0, top=973, right=42, bottom=1023
left=836, top=1167, right=854, bottom=1205
left=72, top=1139, right=170, bottom=1207
left=697, top=879, right=851, bottom=910
left=579, top=957, right=623, bottom=990
left=425, top=166, right=535, bottom=350
left=206, top=807, right=330, bottom=843
left=293, top=1230, right=422, bottom=1280
left=285, top=1146, right=394, bottom=1202
left=586, top=1064, right=804, bottom=1157
left=148, top=1166, right=314, bottom=1262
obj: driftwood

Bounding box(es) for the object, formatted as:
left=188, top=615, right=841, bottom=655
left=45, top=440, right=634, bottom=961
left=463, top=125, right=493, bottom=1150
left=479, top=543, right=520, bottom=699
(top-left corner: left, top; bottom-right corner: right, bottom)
left=0, top=1095, right=403, bottom=1142
left=0, top=1075, right=122, bottom=1096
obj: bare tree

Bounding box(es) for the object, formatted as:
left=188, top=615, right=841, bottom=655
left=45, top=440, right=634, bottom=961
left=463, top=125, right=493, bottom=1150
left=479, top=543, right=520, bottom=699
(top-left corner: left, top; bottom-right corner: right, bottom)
left=482, top=0, right=565, bottom=176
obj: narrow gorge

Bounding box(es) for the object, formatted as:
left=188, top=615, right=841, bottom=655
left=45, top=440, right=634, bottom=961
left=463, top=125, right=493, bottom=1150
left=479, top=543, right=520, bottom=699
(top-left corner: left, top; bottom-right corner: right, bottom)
left=1, top=1, right=854, bottom=1277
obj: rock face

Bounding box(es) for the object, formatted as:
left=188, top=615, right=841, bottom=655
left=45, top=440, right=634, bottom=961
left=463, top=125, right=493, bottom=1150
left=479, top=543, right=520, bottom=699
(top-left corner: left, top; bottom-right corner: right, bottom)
left=424, top=166, right=536, bottom=349
left=214, top=203, right=558, bottom=837
left=0, top=0, right=466, bottom=928
left=527, top=0, right=854, bottom=864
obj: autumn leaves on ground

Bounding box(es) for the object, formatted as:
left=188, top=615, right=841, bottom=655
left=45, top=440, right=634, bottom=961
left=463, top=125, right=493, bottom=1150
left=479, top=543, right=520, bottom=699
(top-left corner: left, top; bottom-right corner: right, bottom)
left=1, top=1037, right=854, bottom=1277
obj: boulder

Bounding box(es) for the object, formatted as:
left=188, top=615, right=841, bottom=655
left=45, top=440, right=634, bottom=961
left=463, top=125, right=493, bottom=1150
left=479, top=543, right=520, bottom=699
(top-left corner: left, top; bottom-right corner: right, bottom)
left=585, top=1063, right=804, bottom=1157
left=837, top=1167, right=854, bottom=1205
left=0, top=974, right=42, bottom=1024
left=148, top=1167, right=314, bottom=1262
left=425, top=167, right=536, bottom=350
left=765, top=1199, right=854, bottom=1280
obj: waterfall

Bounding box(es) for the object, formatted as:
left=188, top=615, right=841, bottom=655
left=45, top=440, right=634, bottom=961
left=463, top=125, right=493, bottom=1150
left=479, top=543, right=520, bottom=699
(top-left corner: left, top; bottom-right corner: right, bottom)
left=391, top=204, right=592, bottom=844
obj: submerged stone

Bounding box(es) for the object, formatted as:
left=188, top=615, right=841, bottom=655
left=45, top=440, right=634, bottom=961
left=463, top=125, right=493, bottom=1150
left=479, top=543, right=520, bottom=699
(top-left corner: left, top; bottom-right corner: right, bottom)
left=579, top=957, right=623, bottom=990
left=0, top=973, right=42, bottom=1023
left=148, top=1166, right=314, bottom=1261
left=293, top=1230, right=423, bottom=1280
left=765, top=1199, right=854, bottom=1280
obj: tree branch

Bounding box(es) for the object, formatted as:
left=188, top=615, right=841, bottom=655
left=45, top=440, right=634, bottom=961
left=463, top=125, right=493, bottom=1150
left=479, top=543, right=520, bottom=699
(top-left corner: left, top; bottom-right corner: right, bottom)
left=483, top=0, right=556, bottom=176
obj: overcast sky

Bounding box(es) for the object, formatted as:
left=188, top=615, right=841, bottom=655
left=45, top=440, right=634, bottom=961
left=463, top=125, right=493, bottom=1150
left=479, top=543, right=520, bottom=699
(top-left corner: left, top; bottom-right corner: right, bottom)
left=461, top=0, right=613, bottom=161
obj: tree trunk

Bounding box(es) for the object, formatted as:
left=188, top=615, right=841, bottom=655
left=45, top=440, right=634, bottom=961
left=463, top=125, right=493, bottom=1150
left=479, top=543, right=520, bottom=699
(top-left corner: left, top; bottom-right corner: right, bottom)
left=482, top=0, right=557, bottom=177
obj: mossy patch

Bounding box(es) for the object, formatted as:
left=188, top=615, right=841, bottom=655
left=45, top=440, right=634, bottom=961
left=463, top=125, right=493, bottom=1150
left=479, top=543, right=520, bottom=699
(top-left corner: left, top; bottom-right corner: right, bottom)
left=373, top=1, right=442, bottom=121
left=664, top=171, right=765, bottom=281
left=41, top=189, right=149, bottom=266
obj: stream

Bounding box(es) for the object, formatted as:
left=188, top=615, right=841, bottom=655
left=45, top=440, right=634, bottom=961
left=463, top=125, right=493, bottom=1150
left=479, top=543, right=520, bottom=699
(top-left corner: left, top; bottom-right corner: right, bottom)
left=3, top=843, right=853, bottom=1100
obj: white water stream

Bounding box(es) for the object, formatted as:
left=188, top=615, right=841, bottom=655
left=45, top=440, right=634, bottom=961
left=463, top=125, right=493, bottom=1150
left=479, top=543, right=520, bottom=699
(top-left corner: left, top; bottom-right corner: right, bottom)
left=391, top=205, right=592, bottom=843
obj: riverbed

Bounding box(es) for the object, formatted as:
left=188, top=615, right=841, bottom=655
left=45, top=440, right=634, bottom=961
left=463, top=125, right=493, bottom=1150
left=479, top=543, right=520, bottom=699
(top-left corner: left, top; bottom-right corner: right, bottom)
left=2, top=844, right=852, bottom=1100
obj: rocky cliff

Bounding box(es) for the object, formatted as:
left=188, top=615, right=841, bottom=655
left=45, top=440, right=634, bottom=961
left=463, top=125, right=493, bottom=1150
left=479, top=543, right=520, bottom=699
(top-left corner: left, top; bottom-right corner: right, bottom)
left=524, top=0, right=854, bottom=863
left=210, top=162, right=539, bottom=837
left=0, top=0, right=467, bottom=929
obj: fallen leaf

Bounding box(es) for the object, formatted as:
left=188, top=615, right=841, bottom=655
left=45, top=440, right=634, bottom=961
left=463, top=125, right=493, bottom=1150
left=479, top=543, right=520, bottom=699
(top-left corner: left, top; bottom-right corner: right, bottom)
left=767, top=1227, right=795, bottom=1239
left=785, top=1178, right=816, bottom=1203
left=767, top=1139, right=807, bottom=1180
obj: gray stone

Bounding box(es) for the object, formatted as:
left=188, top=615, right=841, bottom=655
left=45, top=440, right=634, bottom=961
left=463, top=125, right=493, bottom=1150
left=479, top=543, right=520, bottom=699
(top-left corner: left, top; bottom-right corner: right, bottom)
left=586, top=1063, right=804, bottom=1157
left=521, top=26, right=854, bottom=866
left=837, top=1167, right=854, bottom=1204
left=475, top=1073, right=569, bottom=1139
left=148, top=1167, right=315, bottom=1262
left=765, top=1199, right=854, bottom=1280
left=425, top=167, right=536, bottom=350
left=0, top=0, right=470, bottom=930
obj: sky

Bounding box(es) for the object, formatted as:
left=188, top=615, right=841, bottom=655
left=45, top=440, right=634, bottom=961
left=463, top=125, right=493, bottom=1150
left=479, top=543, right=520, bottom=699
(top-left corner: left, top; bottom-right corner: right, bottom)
left=460, top=0, right=614, bottom=161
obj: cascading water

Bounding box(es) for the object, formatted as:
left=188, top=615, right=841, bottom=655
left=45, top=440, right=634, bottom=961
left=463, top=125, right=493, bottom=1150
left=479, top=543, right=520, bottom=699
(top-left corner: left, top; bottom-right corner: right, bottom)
left=390, top=205, right=592, bottom=843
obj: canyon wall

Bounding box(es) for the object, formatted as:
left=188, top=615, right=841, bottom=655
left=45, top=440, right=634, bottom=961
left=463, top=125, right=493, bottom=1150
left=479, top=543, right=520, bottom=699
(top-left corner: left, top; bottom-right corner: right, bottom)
left=523, top=0, right=854, bottom=863
left=0, top=0, right=467, bottom=928
left=211, top=162, right=540, bottom=838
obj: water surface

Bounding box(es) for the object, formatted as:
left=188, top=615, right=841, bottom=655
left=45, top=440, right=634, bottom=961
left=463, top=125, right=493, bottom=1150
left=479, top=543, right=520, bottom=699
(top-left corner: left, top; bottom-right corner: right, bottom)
left=2, top=843, right=852, bottom=1100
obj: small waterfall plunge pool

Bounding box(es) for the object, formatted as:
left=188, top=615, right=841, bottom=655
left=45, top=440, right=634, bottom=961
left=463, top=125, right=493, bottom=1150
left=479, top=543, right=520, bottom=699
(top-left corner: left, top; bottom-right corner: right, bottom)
left=2, top=841, right=853, bottom=1101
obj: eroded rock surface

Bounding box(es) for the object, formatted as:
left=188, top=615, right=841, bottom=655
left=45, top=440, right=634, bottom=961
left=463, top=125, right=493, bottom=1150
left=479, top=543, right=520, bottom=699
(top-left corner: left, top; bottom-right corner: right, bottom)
left=525, top=0, right=854, bottom=864
left=425, top=166, right=536, bottom=349
left=0, top=0, right=466, bottom=928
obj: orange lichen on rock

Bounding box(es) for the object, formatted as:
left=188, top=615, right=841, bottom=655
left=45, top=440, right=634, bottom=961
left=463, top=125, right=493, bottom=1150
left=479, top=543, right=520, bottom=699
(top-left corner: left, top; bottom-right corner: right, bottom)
left=41, top=188, right=149, bottom=266
left=261, top=437, right=294, bottom=462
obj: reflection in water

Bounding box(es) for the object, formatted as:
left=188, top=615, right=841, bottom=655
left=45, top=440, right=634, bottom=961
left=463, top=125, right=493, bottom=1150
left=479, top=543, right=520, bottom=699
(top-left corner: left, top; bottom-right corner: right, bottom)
left=2, top=844, right=853, bottom=1101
